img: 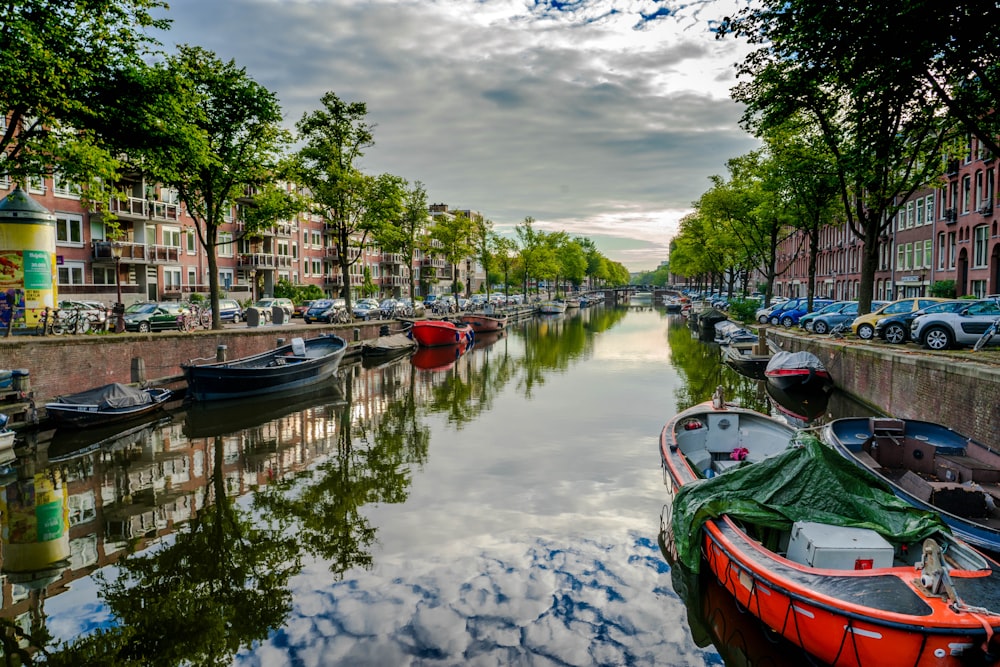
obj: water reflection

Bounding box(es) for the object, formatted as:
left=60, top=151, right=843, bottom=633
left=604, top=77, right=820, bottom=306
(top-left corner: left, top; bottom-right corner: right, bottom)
left=0, top=307, right=882, bottom=665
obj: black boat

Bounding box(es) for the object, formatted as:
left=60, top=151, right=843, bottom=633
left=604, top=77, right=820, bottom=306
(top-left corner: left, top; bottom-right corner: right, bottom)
left=44, top=383, right=173, bottom=429
left=182, top=335, right=348, bottom=401
left=764, top=350, right=834, bottom=394
left=722, top=338, right=779, bottom=381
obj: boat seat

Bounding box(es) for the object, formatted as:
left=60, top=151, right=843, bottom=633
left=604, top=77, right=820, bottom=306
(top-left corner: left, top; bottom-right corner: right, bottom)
left=291, top=337, right=306, bottom=356
left=713, top=459, right=743, bottom=475
left=704, top=413, right=740, bottom=452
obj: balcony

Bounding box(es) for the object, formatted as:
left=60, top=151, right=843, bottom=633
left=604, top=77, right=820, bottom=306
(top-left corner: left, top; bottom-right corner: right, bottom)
left=381, top=253, right=404, bottom=266
left=106, top=196, right=180, bottom=223
left=979, top=201, right=994, bottom=216
left=238, top=253, right=277, bottom=269
left=274, top=222, right=294, bottom=237
left=945, top=208, right=958, bottom=224
left=324, top=273, right=364, bottom=288
left=945, top=158, right=959, bottom=175
left=324, top=246, right=360, bottom=263
left=91, top=240, right=180, bottom=264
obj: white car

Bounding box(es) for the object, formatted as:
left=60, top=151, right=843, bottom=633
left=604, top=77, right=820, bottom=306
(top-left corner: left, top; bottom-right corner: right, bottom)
left=910, top=299, right=1000, bottom=350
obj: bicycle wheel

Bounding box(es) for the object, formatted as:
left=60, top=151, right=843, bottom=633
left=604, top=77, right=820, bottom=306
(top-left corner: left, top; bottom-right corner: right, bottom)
left=973, top=322, right=998, bottom=352
left=200, top=309, right=211, bottom=328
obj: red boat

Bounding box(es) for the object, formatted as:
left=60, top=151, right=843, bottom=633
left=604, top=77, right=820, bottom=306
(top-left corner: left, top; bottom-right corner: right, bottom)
left=411, top=343, right=468, bottom=371
left=410, top=319, right=474, bottom=347
left=660, top=393, right=1000, bottom=667
left=459, top=312, right=507, bottom=333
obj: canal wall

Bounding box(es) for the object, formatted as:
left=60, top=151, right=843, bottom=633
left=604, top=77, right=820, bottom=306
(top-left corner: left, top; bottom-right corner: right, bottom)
left=767, top=327, right=1000, bottom=448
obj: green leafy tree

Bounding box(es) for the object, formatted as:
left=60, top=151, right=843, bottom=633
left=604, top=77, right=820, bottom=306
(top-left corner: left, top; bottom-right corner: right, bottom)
left=375, top=180, right=429, bottom=300
left=290, top=92, right=404, bottom=311
left=429, top=210, right=474, bottom=298
left=493, top=236, right=518, bottom=300
left=137, top=46, right=290, bottom=328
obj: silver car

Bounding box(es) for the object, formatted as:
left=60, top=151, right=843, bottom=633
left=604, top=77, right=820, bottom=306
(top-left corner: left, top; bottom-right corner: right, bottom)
left=910, top=299, right=1000, bottom=350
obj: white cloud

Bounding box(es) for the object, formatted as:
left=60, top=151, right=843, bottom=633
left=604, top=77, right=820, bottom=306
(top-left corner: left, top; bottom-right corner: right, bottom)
left=155, top=0, right=760, bottom=271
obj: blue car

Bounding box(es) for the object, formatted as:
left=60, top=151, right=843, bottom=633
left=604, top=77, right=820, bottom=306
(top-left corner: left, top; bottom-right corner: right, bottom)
left=767, top=298, right=806, bottom=325
left=777, top=298, right=835, bottom=327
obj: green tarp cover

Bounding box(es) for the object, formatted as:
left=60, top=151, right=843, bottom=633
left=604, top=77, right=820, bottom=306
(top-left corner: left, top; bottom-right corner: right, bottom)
left=670, top=434, right=948, bottom=572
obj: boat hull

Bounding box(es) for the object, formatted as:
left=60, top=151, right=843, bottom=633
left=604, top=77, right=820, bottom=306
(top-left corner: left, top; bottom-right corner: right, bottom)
left=182, top=335, right=347, bottom=401
left=45, top=388, right=172, bottom=429
left=459, top=313, right=507, bottom=333
left=660, top=402, right=1000, bottom=667
left=824, top=417, right=1000, bottom=553
left=410, top=320, right=474, bottom=347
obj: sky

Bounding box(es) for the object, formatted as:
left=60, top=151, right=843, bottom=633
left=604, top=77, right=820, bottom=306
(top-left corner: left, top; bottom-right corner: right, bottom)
left=152, top=0, right=761, bottom=272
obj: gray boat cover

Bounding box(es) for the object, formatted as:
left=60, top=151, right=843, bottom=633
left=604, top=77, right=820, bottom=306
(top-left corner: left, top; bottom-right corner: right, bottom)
left=765, top=350, right=827, bottom=374
left=56, top=383, right=152, bottom=409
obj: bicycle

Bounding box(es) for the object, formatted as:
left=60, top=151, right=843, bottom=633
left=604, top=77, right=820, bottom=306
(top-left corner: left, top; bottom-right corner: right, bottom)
left=828, top=321, right=849, bottom=339
left=50, top=308, right=99, bottom=335
left=973, top=318, right=1000, bottom=352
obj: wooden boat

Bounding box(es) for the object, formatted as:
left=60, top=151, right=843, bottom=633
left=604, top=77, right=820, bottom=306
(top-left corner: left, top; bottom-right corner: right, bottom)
left=0, top=413, right=14, bottom=453
left=661, top=394, right=1000, bottom=666
left=722, top=338, right=780, bottom=381
left=537, top=300, right=567, bottom=314
left=409, top=319, right=474, bottom=347
left=44, top=383, right=172, bottom=429
left=824, top=417, right=1000, bottom=553
left=764, top=349, right=833, bottom=394
left=459, top=311, right=508, bottom=333
left=182, top=335, right=348, bottom=401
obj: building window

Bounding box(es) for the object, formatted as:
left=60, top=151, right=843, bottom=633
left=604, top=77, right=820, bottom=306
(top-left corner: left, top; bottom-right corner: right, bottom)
left=218, top=232, right=233, bottom=257
left=971, top=279, right=986, bottom=298
left=948, top=232, right=957, bottom=269
left=56, top=214, right=84, bottom=246
left=164, top=267, right=182, bottom=289
left=187, top=268, right=197, bottom=288
left=163, top=227, right=182, bottom=248
left=923, top=239, right=932, bottom=270
left=924, top=194, right=934, bottom=224
left=186, top=230, right=196, bottom=254
left=93, top=266, right=116, bottom=286
left=974, top=225, right=989, bottom=267
left=219, top=270, right=233, bottom=290
left=962, top=175, right=972, bottom=213
left=896, top=245, right=906, bottom=271
left=58, top=261, right=85, bottom=285
left=27, top=175, right=45, bottom=194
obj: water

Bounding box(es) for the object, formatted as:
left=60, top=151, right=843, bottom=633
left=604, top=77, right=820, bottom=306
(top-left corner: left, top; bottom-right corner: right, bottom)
left=3, top=306, right=871, bottom=665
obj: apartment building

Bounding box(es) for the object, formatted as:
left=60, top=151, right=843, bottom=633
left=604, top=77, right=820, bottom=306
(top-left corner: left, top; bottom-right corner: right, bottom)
left=772, top=136, right=999, bottom=301
left=0, top=174, right=483, bottom=320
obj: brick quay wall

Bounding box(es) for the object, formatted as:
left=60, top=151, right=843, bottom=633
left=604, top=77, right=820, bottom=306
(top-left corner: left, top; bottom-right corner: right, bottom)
left=768, top=327, right=1000, bottom=448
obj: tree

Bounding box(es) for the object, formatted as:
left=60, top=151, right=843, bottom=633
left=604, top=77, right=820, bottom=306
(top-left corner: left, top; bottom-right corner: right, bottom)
left=0, top=0, right=170, bottom=209
left=720, top=0, right=953, bottom=313
left=137, top=46, right=290, bottom=328
left=376, top=180, right=429, bottom=300
left=493, top=236, right=518, bottom=300
left=291, top=92, right=404, bottom=311
left=470, top=217, right=496, bottom=300
left=429, top=210, right=474, bottom=298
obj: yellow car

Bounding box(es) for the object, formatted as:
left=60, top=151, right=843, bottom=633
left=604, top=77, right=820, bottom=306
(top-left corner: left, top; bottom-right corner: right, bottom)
left=850, top=298, right=949, bottom=340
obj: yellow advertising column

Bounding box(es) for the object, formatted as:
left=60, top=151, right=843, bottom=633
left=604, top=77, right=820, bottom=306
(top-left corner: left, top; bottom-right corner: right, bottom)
left=0, top=187, right=57, bottom=328
left=0, top=468, right=71, bottom=574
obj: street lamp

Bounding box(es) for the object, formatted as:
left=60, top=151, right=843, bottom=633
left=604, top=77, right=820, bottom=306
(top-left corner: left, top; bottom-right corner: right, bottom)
left=111, top=242, right=125, bottom=333
left=249, top=269, right=256, bottom=302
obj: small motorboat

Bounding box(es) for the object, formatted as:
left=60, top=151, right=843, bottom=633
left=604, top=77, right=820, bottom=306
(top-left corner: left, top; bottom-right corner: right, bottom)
left=362, top=332, right=416, bottom=357
left=459, top=311, right=508, bottom=333
left=722, top=338, right=779, bottom=381
left=824, top=416, right=1000, bottom=553
left=182, top=335, right=348, bottom=401
left=0, top=413, right=15, bottom=453
left=44, top=383, right=172, bottom=429
left=537, top=300, right=567, bottom=314
left=660, top=391, right=1000, bottom=666
left=764, top=349, right=833, bottom=394
left=409, top=319, right=474, bottom=347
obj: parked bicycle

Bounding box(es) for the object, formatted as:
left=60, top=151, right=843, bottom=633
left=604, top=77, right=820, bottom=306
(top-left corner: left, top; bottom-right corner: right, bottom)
left=973, top=318, right=1000, bottom=352
left=50, top=307, right=103, bottom=335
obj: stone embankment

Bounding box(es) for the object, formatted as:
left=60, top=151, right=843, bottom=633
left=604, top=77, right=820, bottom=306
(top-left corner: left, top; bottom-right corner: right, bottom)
left=767, top=327, right=1000, bottom=448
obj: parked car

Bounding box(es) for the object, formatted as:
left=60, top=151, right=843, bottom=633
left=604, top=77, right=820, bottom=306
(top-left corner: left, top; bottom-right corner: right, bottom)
left=293, top=300, right=316, bottom=318
left=378, top=298, right=400, bottom=319
left=352, top=298, right=380, bottom=320
left=911, top=299, right=1000, bottom=350
left=423, top=295, right=438, bottom=309
left=122, top=301, right=190, bottom=333
left=215, top=298, right=243, bottom=323
left=304, top=298, right=348, bottom=323
left=807, top=301, right=883, bottom=335
left=397, top=297, right=424, bottom=316
left=248, top=297, right=294, bottom=322
left=851, top=298, right=949, bottom=340
left=874, top=300, right=967, bottom=344
left=755, top=302, right=785, bottom=324
left=798, top=301, right=853, bottom=331
left=767, top=298, right=806, bottom=325
left=776, top=298, right=835, bottom=327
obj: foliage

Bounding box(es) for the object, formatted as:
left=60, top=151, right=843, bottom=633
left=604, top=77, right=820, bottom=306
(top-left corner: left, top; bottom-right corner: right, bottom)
left=136, top=46, right=290, bottom=330
left=727, top=298, right=762, bottom=324
left=375, top=180, right=429, bottom=300
left=290, top=92, right=404, bottom=310
left=429, top=211, right=474, bottom=296
left=929, top=280, right=957, bottom=298
left=273, top=279, right=324, bottom=303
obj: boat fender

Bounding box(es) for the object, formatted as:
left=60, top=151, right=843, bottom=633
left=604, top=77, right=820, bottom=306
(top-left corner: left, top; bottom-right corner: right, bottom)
left=683, top=420, right=704, bottom=431
left=917, top=539, right=957, bottom=601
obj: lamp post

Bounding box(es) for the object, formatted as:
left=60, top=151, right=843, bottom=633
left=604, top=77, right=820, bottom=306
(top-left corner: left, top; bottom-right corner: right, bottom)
left=111, top=242, right=125, bottom=333
left=250, top=269, right=256, bottom=302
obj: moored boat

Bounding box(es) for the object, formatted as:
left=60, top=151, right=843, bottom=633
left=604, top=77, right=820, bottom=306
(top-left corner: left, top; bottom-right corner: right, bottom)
left=824, top=417, right=1000, bottom=553
left=182, top=335, right=348, bottom=401
left=362, top=332, right=416, bottom=357
left=764, top=349, right=833, bottom=394
left=722, top=338, right=780, bottom=381
left=44, top=383, right=172, bottom=429
left=409, top=319, right=474, bottom=347
left=459, top=311, right=508, bottom=333
left=660, top=393, right=1000, bottom=666
left=537, top=300, right=567, bottom=314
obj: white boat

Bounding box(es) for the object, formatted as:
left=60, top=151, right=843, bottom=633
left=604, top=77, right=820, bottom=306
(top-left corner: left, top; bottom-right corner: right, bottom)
left=538, top=300, right=567, bottom=314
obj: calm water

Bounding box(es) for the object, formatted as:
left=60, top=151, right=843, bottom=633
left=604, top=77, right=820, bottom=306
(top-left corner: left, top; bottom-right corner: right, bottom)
left=3, top=305, right=872, bottom=665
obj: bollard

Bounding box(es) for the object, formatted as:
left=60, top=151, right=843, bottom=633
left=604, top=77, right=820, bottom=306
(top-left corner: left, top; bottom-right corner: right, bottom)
left=353, top=327, right=361, bottom=342
left=276, top=338, right=285, bottom=348
left=216, top=345, right=228, bottom=362
left=246, top=309, right=260, bottom=327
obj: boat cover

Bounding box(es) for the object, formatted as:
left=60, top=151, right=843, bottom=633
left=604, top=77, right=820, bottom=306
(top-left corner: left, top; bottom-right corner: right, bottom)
left=765, top=350, right=827, bottom=374
left=670, top=434, right=948, bottom=572
left=55, top=383, right=152, bottom=409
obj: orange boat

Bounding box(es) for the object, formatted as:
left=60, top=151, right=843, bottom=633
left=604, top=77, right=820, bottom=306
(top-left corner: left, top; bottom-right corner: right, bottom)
left=410, top=319, right=474, bottom=347
left=660, top=392, right=1000, bottom=666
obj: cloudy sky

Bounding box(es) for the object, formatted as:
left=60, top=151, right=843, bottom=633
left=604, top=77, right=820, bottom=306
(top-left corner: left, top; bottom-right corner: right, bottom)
left=153, top=0, right=760, bottom=272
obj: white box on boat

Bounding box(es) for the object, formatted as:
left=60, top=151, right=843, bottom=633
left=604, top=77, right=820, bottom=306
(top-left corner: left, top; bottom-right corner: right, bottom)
left=786, top=521, right=894, bottom=570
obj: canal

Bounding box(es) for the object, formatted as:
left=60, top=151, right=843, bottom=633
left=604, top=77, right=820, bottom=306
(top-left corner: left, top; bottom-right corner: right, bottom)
left=3, top=304, right=873, bottom=665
